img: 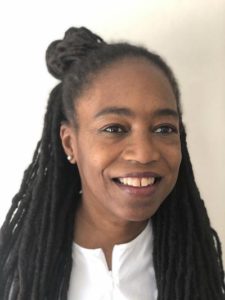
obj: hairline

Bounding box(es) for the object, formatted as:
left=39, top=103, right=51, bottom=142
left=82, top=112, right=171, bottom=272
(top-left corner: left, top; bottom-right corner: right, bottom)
left=70, top=55, right=181, bottom=128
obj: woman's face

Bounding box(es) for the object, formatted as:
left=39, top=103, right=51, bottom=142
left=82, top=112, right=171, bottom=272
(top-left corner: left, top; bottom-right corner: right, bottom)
left=61, top=57, right=182, bottom=223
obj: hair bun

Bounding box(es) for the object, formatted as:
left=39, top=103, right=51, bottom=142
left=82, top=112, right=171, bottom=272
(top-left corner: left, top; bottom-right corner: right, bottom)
left=46, top=27, right=105, bottom=80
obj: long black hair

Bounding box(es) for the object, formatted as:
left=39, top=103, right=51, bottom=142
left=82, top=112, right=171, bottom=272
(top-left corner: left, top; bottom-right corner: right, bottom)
left=0, top=27, right=224, bottom=300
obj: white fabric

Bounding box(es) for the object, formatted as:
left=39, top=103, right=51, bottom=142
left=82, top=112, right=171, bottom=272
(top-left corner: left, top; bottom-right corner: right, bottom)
left=67, top=220, right=158, bottom=300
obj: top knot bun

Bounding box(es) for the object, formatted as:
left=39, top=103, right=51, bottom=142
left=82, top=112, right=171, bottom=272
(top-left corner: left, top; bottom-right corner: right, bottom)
left=46, top=27, right=106, bottom=80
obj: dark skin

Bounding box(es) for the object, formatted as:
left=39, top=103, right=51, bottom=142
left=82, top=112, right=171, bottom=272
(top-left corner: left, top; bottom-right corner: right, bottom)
left=73, top=204, right=148, bottom=269
left=60, top=57, right=181, bottom=270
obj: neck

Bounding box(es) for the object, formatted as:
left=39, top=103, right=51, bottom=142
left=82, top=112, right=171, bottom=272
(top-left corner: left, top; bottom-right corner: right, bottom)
left=73, top=203, right=149, bottom=269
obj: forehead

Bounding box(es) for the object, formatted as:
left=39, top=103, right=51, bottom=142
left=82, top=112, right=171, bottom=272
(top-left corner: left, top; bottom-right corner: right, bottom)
left=76, top=57, right=177, bottom=116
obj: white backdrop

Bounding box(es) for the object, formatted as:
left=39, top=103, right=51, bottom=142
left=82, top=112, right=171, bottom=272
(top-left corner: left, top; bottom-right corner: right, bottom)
left=0, top=0, right=224, bottom=264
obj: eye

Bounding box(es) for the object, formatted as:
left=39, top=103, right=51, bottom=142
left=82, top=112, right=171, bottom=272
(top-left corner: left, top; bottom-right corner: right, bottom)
left=102, top=124, right=128, bottom=134
left=154, top=124, right=178, bottom=135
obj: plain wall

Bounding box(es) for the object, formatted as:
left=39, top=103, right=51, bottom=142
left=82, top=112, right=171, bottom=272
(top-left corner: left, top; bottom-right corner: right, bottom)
left=0, top=0, right=224, bottom=264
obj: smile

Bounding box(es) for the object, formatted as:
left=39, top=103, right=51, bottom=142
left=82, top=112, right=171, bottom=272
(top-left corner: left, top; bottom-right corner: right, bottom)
left=118, top=177, right=155, bottom=187
left=113, top=175, right=161, bottom=197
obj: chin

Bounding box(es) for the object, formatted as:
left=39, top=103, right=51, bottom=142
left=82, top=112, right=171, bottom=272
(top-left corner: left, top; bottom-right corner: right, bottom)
left=119, top=207, right=159, bottom=222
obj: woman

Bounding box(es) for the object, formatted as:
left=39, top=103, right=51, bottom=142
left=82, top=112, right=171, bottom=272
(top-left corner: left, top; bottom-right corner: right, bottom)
left=0, top=27, right=224, bottom=300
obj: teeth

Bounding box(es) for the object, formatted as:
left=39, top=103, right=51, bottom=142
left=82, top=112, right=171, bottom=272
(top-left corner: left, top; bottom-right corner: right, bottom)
left=141, top=177, right=154, bottom=187
left=128, top=178, right=140, bottom=187
left=118, top=177, right=155, bottom=187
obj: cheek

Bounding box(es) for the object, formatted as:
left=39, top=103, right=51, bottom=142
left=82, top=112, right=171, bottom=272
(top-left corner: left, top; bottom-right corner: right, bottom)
left=76, top=141, right=114, bottom=179
left=163, top=143, right=182, bottom=172
left=171, top=148, right=182, bottom=180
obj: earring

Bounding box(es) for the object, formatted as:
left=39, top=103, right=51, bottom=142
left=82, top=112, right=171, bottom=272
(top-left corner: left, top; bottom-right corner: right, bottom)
left=67, top=155, right=72, bottom=161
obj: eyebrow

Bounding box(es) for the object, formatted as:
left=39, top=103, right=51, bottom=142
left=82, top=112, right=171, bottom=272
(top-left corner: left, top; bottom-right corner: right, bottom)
left=94, top=106, right=179, bottom=119
left=94, top=107, right=135, bottom=118
left=154, top=108, right=179, bottom=119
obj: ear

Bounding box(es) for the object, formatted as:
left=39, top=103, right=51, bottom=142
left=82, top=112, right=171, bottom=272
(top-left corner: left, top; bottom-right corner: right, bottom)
left=60, top=123, right=77, bottom=164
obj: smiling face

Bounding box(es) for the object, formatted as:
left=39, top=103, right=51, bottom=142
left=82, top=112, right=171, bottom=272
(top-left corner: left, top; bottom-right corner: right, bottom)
left=60, top=57, right=182, bottom=224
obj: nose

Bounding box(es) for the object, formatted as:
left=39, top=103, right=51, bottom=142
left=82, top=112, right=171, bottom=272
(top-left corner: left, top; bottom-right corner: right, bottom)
left=122, top=132, right=161, bottom=164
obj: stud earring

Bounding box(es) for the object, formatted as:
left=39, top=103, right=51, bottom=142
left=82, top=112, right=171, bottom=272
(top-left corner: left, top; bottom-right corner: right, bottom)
left=67, top=155, right=72, bottom=161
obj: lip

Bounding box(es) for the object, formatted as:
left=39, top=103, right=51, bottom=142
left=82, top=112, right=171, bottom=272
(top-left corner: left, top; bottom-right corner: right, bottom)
left=114, top=180, right=160, bottom=197
left=112, top=172, right=162, bottom=197
left=116, top=172, right=162, bottom=179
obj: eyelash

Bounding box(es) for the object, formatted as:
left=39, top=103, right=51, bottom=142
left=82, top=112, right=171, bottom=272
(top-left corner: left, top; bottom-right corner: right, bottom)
left=102, top=124, right=128, bottom=134
left=153, top=124, right=178, bottom=135
left=101, top=124, right=178, bottom=136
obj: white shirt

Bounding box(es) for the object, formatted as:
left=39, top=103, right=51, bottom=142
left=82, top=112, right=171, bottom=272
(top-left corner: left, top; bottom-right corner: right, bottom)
left=67, top=220, right=158, bottom=300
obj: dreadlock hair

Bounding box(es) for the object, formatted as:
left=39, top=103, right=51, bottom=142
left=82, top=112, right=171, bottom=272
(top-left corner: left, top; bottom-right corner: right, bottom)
left=0, top=27, right=224, bottom=300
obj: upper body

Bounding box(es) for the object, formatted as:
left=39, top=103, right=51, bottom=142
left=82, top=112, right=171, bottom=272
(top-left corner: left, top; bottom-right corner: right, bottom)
left=0, top=27, right=224, bottom=300
left=68, top=219, right=157, bottom=299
